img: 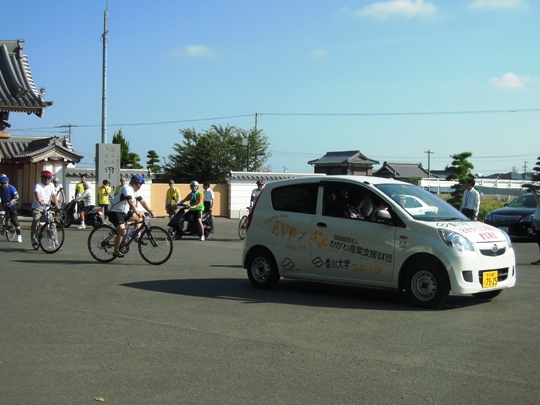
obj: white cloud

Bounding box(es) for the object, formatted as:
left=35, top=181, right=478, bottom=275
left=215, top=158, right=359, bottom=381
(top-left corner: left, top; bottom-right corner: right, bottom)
left=353, top=0, right=438, bottom=19
left=468, top=0, right=529, bottom=10
left=311, top=49, right=328, bottom=59
left=489, top=72, right=538, bottom=89
left=168, top=45, right=219, bottom=58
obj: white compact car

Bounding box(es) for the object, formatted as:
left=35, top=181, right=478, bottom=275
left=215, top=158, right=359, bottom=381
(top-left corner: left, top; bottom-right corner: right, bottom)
left=242, top=176, right=516, bottom=308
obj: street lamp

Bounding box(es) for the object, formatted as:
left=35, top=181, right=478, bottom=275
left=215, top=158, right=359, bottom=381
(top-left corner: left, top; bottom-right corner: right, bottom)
left=239, top=137, right=249, bottom=172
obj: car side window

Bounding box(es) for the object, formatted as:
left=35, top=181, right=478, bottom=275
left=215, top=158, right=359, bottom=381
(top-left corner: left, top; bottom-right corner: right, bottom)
left=271, top=184, right=318, bottom=214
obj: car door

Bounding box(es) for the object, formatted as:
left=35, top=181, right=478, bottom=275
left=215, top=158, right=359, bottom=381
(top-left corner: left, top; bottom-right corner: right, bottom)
left=310, top=182, right=396, bottom=284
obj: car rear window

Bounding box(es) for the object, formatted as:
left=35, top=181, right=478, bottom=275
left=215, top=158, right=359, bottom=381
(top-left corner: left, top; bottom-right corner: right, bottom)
left=271, top=184, right=318, bottom=214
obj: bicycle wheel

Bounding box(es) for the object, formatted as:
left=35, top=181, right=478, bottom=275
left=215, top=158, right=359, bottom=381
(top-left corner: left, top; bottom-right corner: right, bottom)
left=39, top=221, right=65, bottom=254
left=57, top=209, right=69, bottom=227
left=238, top=216, right=248, bottom=240
left=5, top=222, right=17, bottom=241
left=138, top=226, right=173, bottom=265
left=88, top=225, right=117, bottom=263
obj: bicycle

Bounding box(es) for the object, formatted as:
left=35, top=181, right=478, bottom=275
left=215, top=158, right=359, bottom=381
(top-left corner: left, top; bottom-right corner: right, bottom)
left=0, top=204, right=17, bottom=241
left=238, top=206, right=250, bottom=240
left=33, top=204, right=65, bottom=253
left=88, top=213, right=173, bottom=265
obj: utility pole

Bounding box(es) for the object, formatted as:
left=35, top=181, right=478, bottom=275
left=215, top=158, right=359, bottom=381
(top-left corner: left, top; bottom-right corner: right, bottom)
left=424, top=150, right=433, bottom=178
left=101, top=0, right=108, bottom=143
left=57, top=124, right=77, bottom=143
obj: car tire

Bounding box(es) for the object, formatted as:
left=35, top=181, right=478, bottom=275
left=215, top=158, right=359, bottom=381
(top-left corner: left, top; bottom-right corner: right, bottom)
left=472, top=290, right=503, bottom=299
left=405, top=259, right=450, bottom=308
left=247, top=248, right=280, bottom=289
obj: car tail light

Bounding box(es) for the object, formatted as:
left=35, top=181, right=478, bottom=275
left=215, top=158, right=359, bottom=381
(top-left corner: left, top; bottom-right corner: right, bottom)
left=245, top=189, right=263, bottom=233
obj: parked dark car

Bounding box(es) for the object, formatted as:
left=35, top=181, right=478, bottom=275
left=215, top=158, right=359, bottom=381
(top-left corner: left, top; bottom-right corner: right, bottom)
left=484, top=193, right=536, bottom=238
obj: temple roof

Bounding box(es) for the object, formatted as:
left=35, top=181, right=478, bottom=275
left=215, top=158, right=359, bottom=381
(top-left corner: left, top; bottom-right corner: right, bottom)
left=308, top=150, right=379, bottom=166
left=0, top=39, right=53, bottom=117
left=0, top=135, right=83, bottom=164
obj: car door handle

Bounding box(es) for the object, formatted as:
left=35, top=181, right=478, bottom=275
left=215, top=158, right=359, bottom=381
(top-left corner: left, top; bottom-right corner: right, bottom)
left=317, top=222, right=327, bottom=228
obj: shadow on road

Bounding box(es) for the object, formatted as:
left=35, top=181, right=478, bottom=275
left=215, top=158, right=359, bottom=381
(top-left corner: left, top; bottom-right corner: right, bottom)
left=121, top=277, right=495, bottom=311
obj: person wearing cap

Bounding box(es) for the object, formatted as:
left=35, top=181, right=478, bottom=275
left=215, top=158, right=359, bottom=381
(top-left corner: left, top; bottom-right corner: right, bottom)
left=250, top=179, right=266, bottom=207
left=97, top=179, right=112, bottom=218
left=31, top=170, right=57, bottom=248
left=53, top=177, right=66, bottom=207
left=0, top=174, right=22, bottom=242
left=75, top=182, right=95, bottom=229
left=165, top=180, right=181, bottom=219
left=108, top=174, right=154, bottom=258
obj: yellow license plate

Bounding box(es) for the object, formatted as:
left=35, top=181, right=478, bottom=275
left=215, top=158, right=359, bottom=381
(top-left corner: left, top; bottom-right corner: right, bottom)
left=482, top=271, right=498, bottom=288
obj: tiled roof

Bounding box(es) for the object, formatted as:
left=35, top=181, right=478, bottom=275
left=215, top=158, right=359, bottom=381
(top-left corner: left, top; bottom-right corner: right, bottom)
left=0, top=135, right=83, bottom=164
left=64, top=168, right=151, bottom=179
left=374, top=162, right=430, bottom=179
left=227, top=171, right=322, bottom=182
left=308, top=150, right=379, bottom=166
left=0, top=39, right=52, bottom=117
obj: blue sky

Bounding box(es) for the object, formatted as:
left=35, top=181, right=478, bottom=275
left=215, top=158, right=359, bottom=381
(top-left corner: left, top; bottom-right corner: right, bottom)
left=4, top=0, right=539, bottom=176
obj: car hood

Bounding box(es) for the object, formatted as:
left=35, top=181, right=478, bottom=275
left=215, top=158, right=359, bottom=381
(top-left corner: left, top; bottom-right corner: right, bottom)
left=488, top=206, right=535, bottom=216
left=435, top=221, right=508, bottom=243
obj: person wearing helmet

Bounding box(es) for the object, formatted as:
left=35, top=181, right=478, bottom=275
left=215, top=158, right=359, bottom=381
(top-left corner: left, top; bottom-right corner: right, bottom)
left=250, top=179, right=266, bottom=207
left=31, top=170, right=57, bottom=248
left=108, top=174, right=154, bottom=258
left=179, top=180, right=205, bottom=240
left=0, top=174, right=22, bottom=242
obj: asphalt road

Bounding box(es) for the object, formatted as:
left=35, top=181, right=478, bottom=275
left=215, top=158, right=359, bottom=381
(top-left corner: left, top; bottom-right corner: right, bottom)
left=1, top=217, right=539, bottom=405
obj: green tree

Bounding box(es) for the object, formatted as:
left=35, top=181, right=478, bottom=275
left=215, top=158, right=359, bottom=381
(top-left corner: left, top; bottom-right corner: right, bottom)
left=146, top=150, right=161, bottom=173
left=163, top=124, right=271, bottom=183
left=111, top=129, right=142, bottom=169
left=445, top=151, right=474, bottom=209
left=532, top=156, right=540, bottom=181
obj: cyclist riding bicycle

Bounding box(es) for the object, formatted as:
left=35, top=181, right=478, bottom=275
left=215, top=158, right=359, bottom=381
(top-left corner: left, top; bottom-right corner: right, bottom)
left=107, top=174, right=154, bottom=258
left=0, top=174, right=22, bottom=242
left=250, top=179, right=266, bottom=207
left=31, top=170, right=58, bottom=249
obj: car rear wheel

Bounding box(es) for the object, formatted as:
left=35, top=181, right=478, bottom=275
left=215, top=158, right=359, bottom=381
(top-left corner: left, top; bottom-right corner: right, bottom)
left=405, top=259, right=449, bottom=308
left=247, top=248, right=280, bottom=289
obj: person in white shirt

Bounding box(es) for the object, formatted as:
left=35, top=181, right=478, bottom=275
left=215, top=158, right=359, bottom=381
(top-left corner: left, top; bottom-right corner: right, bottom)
left=53, top=177, right=66, bottom=207
left=203, top=181, right=214, bottom=233
left=460, top=179, right=480, bottom=220
left=250, top=179, right=265, bottom=207
left=75, top=182, right=95, bottom=229
left=31, top=170, right=57, bottom=248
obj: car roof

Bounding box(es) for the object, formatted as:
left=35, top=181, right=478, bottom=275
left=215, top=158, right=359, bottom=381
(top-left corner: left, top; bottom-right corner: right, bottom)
left=264, top=175, right=406, bottom=188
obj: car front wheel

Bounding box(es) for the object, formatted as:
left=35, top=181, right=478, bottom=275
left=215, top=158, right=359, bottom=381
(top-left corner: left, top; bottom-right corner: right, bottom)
left=247, top=249, right=280, bottom=289
left=405, top=260, right=449, bottom=308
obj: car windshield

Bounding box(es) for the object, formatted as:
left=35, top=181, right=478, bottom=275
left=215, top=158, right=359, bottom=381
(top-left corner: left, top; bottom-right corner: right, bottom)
left=508, top=194, right=536, bottom=208
left=375, top=183, right=467, bottom=221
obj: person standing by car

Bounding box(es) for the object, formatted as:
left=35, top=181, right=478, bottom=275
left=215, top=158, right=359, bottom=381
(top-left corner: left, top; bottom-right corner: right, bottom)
left=165, top=180, right=181, bottom=219
left=529, top=187, right=540, bottom=265
left=97, top=180, right=111, bottom=218
left=0, top=174, right=23, bottom=242
left=250, top=179, right=265, bottom=207
left=31, top=170, right=57, bottom=249
left=460, top=179, right=480, bottom=220
left=203, top=181, right=214, bottom=233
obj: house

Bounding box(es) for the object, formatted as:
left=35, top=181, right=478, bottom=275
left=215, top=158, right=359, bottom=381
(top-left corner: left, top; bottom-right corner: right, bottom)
left=307, top=150, right=379, bottom=176
left=373, top=162, right=430, bottom=182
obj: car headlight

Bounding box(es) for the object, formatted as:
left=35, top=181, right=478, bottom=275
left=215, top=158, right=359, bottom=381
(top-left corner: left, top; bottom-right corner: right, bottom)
left=500, top=229, right=512, bottom=249
left=437, top=229, right=474, bottom=252
left=519, top=213, right=534, bottom=223
left=484, top=212, right=492, bottom=221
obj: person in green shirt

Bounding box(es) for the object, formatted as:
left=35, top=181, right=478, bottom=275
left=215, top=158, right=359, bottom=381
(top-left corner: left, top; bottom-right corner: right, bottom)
left=179, top=180, right=205, bottom=241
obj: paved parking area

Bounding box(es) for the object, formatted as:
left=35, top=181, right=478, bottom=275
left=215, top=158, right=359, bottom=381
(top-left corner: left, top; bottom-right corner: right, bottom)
left=1, top=217, right=539, bottom=404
